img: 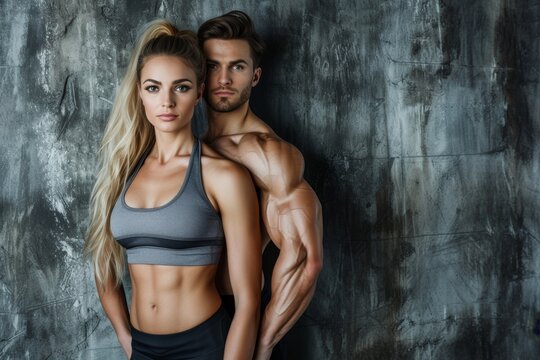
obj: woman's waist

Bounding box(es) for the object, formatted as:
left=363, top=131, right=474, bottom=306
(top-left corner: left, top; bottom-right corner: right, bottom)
left=129, top=264, right=221, bottom=334
left=130, top=294, right=223, bottom=334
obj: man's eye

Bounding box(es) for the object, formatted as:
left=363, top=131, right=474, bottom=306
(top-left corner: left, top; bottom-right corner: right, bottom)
left=207, top=63, right=217, bottom=70
left=145, top=85, right=158, bottom=92
left=233, top=64, right=244, bottom=70
left=175, top=85, right=191, bottom=92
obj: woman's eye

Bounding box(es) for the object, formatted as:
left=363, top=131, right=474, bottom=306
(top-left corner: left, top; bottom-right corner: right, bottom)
left=145, top=85, right=158, bottom=92
left=175, top=85, right=191, bottom=92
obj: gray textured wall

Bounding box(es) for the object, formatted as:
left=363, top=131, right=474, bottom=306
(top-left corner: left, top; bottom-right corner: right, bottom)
left=1, top=0, right=539, bottom=359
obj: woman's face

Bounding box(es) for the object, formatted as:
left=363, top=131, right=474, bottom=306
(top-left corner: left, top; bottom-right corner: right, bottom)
left=138, top=55, right=202, bottom=134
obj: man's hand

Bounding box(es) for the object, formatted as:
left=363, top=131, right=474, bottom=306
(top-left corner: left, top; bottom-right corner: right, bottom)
left=254, top=344, right=274, bottom=360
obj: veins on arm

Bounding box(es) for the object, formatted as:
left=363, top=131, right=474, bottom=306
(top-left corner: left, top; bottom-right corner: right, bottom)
left=234, top=134, right=323, bottom=306
left=217, top=133, right=323, bottom=358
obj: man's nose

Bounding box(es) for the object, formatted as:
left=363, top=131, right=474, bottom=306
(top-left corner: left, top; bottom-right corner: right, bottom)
left=218, top=69, right=232, bottom=86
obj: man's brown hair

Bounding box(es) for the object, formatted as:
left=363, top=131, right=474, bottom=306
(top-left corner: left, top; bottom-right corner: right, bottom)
left=198, top=10, right=265, bottom=68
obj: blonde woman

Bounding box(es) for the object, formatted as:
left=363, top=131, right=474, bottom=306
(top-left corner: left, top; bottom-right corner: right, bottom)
left=85, top=20, right=261, bottom=360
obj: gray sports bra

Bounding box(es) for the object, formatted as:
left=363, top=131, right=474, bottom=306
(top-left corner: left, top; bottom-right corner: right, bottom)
left=110, top=138, right=225, bottom=266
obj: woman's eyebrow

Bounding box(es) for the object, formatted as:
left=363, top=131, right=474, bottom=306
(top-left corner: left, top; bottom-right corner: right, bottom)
left=142, top=78, right=193, bottom=84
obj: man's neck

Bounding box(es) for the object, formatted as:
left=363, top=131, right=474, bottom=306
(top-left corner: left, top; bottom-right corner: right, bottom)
left=206, top=101, right=253, bottom=141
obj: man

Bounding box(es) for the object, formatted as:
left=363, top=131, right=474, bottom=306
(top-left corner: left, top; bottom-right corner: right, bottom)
left=198, top=11, right=323, bottom=360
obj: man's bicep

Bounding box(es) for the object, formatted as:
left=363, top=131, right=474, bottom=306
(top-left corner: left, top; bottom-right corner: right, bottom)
left=278, top=184, right=322, bottom=241
left=265, top=183, right=323, bottom=260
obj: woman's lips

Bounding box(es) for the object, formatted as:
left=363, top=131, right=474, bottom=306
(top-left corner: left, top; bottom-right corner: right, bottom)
left=157, top=114, right=178, bottom=121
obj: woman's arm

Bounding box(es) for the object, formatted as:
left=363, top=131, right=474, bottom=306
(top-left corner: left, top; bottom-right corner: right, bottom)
left=212, top=164, right=262, bottom=360
left=95, top=276, right=132, bottom=358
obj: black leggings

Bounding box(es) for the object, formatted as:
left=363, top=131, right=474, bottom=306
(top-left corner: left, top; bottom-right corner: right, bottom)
left=130, top=306, right=231, bottom=360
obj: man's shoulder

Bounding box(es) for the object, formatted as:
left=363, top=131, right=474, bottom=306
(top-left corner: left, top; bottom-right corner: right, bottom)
left=210, top=130, right=277, bottom=152
left=236, top=132, right=305, bottom=185
left=237, top=132, right=298, bottom=155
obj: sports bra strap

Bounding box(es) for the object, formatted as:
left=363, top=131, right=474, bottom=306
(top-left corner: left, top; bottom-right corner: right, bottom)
left=191, top=138, right=215, bottom=208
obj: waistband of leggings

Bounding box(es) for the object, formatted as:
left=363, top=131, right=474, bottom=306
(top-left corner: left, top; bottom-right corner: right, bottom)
left=131, top=305, right=227, bottom=340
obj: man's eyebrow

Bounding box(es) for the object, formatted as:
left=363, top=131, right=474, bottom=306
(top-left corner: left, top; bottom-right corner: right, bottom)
left=206, top=59, right=249, bottom=65
left=229, top=59, right=249, bottom=65
left=142, top=78, right=193, bottom=84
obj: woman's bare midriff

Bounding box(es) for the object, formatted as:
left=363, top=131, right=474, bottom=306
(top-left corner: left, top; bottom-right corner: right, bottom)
left=128, top=264, right=222, bottom=334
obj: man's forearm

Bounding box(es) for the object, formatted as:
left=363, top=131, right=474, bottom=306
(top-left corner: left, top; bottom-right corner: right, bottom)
left=256, top=254, right=321, bottom=358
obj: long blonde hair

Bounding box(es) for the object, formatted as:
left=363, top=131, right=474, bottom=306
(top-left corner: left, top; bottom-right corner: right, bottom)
left=85, top=20, right=205, bottom=287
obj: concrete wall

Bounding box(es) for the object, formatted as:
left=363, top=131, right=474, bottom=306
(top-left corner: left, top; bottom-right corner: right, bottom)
left=1, top=0, right=539, bottom=359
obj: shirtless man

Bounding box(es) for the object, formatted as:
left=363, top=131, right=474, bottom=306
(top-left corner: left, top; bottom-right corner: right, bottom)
left=198, top=11, right=324, bottom=360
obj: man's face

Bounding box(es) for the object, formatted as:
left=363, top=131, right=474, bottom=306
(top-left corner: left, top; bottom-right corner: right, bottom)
left=203, top=39, right=261, bottom=113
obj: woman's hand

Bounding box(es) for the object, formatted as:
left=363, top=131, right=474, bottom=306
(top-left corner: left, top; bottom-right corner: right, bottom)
left=95, top=277, right=132, bottom=359
left=118, top=331, right=132, bottom=359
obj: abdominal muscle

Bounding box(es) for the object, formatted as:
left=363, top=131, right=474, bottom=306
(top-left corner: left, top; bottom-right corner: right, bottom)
left=128, top=264, right=222, bottom=334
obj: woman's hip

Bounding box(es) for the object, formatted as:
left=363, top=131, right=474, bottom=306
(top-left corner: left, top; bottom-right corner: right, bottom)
left=131, top=305, right=231, bottom=360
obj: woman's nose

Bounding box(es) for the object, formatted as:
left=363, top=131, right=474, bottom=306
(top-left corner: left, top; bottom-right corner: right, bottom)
left=161, top=92, right=175, bottom=108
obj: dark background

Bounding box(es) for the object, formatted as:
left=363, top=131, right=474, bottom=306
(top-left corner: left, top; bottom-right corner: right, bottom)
left=1, top=0, right=540, bottom=359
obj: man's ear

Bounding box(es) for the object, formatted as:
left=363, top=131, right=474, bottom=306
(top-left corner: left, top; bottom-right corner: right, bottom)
left=252, top=67, right=262, bottom=87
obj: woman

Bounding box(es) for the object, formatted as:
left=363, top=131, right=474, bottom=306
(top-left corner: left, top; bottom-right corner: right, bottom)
left=85, top=20, right=261, bottom=360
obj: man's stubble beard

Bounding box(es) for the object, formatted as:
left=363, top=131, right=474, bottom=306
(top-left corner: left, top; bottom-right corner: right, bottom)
left=207, top=86, right=251, bottom=113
